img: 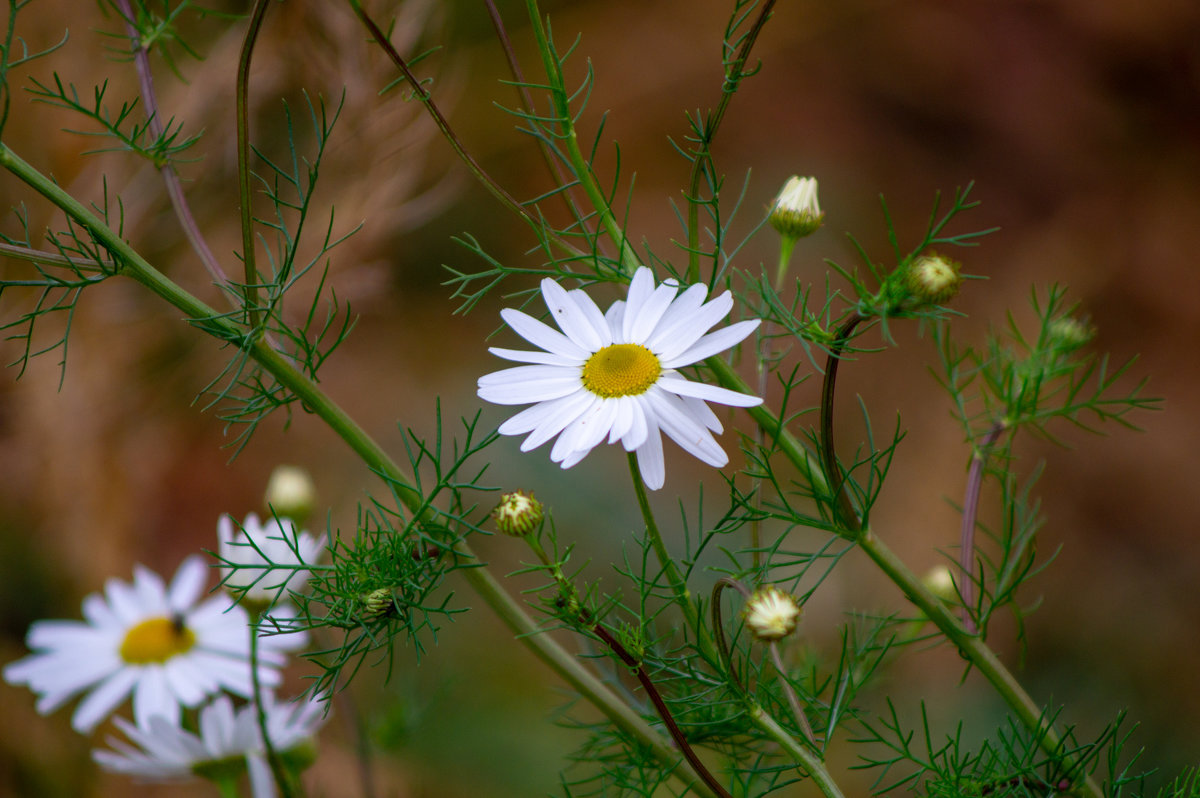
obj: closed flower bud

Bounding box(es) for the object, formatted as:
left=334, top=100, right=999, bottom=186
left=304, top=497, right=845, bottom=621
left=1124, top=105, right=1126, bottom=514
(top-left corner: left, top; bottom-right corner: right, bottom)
left=922, top=565, right=958, bottom=605
left=742, top=585, right=803, bottom=642
left=493, top=491, right=544, bottom=537
left=905, top=252, right=963, bottom=306
left=1046, top=316, right=1094, bottom=353
left=361, top=588, right=395, bottom=621
left=264, top=465, right=317, bottom=523
left=769, top=176, right=824, bottom=240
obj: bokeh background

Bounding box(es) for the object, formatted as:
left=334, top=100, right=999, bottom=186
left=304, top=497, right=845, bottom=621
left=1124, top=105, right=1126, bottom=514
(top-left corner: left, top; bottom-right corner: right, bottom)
left=1, top=0, right=1198, bottom=795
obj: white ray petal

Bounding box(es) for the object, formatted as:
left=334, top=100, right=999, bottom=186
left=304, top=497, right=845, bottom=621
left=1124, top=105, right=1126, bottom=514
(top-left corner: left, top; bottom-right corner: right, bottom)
left=542, top=278, right=603, bottom=351
left=500, top=308, right=590, bottom=359
left=661, top=319, right=760, bottom=368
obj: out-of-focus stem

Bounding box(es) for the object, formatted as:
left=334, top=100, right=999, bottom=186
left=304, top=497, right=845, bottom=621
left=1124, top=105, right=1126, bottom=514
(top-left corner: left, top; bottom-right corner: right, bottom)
left=236, top=0, right=271, bottom=328
left=0, top=140, right=714, bottom=798
left=113, top=0, right=229, bottom=292
left=958, top=420, right=1009, bottom=633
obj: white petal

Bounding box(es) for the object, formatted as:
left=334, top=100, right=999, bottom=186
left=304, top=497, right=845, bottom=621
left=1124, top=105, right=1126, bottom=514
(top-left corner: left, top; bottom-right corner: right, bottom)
left=621, top=268, right=657, bottom=342
left=634, top=414, right=665, bottom=490
left=661, top=319, right=761, bottom=368
left=627, top=282, right=678, bottom=344
left=567, top=288, right=614, bottom=348
left=621, top=397, right=650, bottom=451
left=247, top=752, right=277, bottom=798
left=478, top=375, right=582, bottom=406
left=500, top=308, right=590, bottom=359
left=133, top=667, right=181, bottom=731
left=487, top=347, right=579, bottom=366
left=682, top=395, right=723, bottom=433
left=497, top=396, right=574, bottom=436
left=167, top=556, right=206, bottom=612
left=520, top=391, right=597, bottom=451
left=542, top=278, right=604, bottom=351
left=656, top=375, right=763, bottom=407
left=72, top=667, right=139, bottom=733
left=654, top=291, right=735, bottom=362
left=606, top=396, right=634, bottom=444
left=645, top=283, right=709, bottom=352
left=646, top=388, right=728, bottom=467
left=605, top=301, right=626, bottom=343
left=550, top=398, right=615, bottom=464
left=478, top=364, right=576, bottom=386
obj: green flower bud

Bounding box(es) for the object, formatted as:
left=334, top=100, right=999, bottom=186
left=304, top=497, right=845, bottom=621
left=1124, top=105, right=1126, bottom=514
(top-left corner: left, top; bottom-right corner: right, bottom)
left=264, top=465, right=317, bottom=523
left=1046, top=316, right=1094, bottom=353
left=742, top=585, right=803, bottom=642
left=361, top=588, right=395, bottom=621
left=769, top=176, right=824, bottom=240
left=493, top=491, right=544, bottom=537
left=905, top=252, right=963, bottom=306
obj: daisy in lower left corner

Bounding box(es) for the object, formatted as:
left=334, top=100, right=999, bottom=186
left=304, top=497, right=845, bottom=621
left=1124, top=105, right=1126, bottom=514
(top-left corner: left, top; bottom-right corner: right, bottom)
left=3, top=555, right=305, bottom=734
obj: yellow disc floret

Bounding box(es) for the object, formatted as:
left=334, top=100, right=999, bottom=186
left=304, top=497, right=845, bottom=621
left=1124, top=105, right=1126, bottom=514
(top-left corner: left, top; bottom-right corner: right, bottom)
left=119, top=616, right=197, bottom=664
left=581, top=344, right=661, bottom=398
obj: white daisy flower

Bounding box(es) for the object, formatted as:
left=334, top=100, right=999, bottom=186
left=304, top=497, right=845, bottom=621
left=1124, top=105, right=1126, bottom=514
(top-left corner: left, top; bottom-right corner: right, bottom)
left=93, top=693, right=327, bottom=797
left=216, top=513, right=324, bottom=604
left=3, top=555, right=307, bottom=734
left=478, top=267, right=762, bottom=490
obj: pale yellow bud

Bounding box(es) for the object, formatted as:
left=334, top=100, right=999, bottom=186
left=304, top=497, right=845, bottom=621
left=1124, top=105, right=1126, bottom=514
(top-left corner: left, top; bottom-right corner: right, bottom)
left=769, top=176, right=824, bottom=240
left=742, top=585, right=803, bottom=642
left=905, top=253, right=963, bottom=306
left=264, top=465, right=317, bottom=523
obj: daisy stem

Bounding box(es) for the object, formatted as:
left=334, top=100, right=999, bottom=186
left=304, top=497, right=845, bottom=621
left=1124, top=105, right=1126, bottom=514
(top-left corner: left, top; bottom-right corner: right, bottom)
left=703, top=329, right=1104, bottom=798
left=524, top=0, right=642, bottom=278
left=249, top=615, right=294, bottom=798
left=0, top=141, right=718, bottom=798
left=213, top=776, right=242, bottom=798
left=627, top=455, right=720, bottom=666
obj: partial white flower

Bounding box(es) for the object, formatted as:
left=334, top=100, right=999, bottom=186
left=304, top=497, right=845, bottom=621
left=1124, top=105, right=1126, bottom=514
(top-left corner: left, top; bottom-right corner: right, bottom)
left=217, top=513, right=324, bottom=603
left=478, top=267, right=763, bottom=490
left=93, top=693, right=327, bottom=797
left=3, top=556, right=306, bottom=733
left=769, top=175, right=824, bottom=239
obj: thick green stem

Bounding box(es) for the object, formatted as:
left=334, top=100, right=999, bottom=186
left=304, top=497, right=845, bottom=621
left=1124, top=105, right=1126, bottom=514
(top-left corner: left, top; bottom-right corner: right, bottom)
left=749, top=706, right=846, bottom=798
left=0, top=141, right=714, bottom=798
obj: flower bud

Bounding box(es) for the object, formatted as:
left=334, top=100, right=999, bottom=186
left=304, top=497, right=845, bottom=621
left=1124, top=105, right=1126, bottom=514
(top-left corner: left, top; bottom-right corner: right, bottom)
left=742, top=585, right=803, bottom=642
left=493, top=491, right=544, bottom=537
left=264, top=465, right=317, bottom=523
left=1046, top=316, right=1094, bottom=353
left=905, top=252, right=963, bottom=306
left=769, top=176, right=824, bottom=240
left=922, top=565, right=958, bottom=605
left=361, top=588, right=395, bottom=621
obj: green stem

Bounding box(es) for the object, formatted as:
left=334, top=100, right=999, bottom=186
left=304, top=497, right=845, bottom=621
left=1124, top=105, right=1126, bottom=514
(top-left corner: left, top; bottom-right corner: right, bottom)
left=701, top=310, right=1103, bottom=798
left=819, top=313, right=865, bottom=532
left=0, top=140, right=714, bottom=798
left=249, top=615, right=294, bottom=797
left=684, top=0, right=777, bottom=282
left=524, top=0, right=641, bottom=277
left=749, top=705, right=846, bottom=798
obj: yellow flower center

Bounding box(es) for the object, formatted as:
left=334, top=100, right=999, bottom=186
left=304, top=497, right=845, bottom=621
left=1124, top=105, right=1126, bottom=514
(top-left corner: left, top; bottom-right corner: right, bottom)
left=581, top=343, right=661, bottom=398
left=119, top=615, right=196, bottom=664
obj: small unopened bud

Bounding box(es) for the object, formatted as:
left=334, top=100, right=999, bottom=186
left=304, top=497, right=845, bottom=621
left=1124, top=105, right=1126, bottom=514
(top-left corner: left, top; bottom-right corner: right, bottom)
left=1046, top=316, right=1094, bottom=353
left=361, top=588, right=395, bottom=621
left=922, top=565, right=958, bottom=605
left=905, top=252, right=963, bottom=306
left=264, top=465, right=317, bottom=523
left=742, top=585, right=803, bottom=642
left=769, top=176, right=824, bottom=240
left=493, top=491, right=544, bottom=537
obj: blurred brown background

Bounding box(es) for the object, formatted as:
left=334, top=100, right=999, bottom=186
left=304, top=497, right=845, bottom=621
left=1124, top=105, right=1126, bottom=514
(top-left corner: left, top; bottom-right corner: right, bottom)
left=1, top=0, right=1198, bottom=795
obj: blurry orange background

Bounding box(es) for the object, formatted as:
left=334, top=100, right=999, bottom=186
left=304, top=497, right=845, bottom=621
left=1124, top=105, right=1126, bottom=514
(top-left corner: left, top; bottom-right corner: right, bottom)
left=1, top=0, right=1198, bottom=795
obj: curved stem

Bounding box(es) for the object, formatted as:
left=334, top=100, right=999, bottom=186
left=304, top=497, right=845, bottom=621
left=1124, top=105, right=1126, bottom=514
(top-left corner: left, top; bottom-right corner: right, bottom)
left=0, top=140, right=714, bottom=798
left=236, top=0, right=272, bottom=328
left=818, top=313, right=865, bottom=532
left=958, top=421, right=1009, bottom=633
